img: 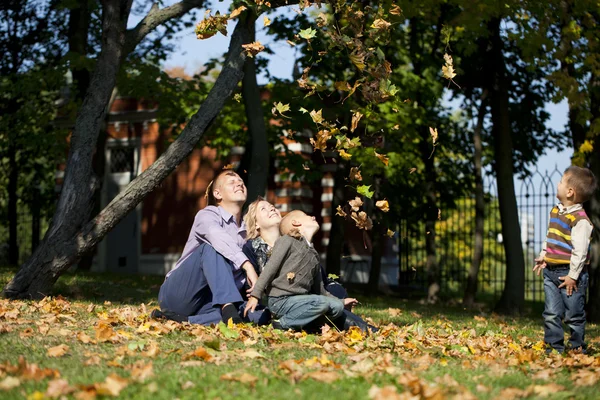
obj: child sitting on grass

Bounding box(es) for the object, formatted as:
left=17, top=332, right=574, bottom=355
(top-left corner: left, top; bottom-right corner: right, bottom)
left=244, top=210, right=358, bottom=331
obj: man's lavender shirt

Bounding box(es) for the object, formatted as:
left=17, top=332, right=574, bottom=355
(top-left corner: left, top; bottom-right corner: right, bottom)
left=167, top=205, right=249, bottom=288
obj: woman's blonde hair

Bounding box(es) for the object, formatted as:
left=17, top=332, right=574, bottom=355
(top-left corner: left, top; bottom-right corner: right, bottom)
left=243, top=196, right=265, bottom=240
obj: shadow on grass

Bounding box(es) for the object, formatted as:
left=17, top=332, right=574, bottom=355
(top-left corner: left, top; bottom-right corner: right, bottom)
left=0, top=265, right=163, bottom=305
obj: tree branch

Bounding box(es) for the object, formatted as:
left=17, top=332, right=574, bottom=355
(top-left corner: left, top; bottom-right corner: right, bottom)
left=124, top=0, right=205, bottom=53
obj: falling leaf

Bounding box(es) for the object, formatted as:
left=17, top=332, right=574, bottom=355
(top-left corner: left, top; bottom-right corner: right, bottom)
left=409, top=167, right=417, bottom=174
left=271, top=102, right=290, bottom=118
left=242, top=41, right=265, bottom=58
left=389, top=4, right=402, bottom=15
left=298, top=27, right=317, bottom=40
left=263, top=16, right=271, bottom=27
left=351, top=111, right=363, bottom=132
left=349, top=51, right=366, bottom=70
left=349, top=197, right=363, bottom=211
left=386, top=229, right=395, bottom=238
left=0, top=376, right=20, bottom=391
left=349, top=167, right=362, bottom=182
left=47, top=344, right=69, bottom=358
left=195, top=11, right=229, bottom=40
left=336, top=206, right=347, bottom=217
left=287, top=272, right=296, bottom=282
left=286, top=40, right=297, bottom=47
left=310, top=109, right=324, bottom=124
left=309, top=130, right=331, bottom=152
left=438, top=209, right=441, bottom=220
left=229, top=6, right=247, bottom=19
left=339, top=149, right=352, bottom=160
left=429, top=127, right=438, bottom=145
left=374, top=151, right=389, bottom=166
left=371, top=19, right=391, bottom=30
left=233, top=93, right=242, bottom=103
left=376, top=200, right=390, bottom=212
left=357, top=185, right=374, bottom=199
left=351, top=211, right=373, bottom=230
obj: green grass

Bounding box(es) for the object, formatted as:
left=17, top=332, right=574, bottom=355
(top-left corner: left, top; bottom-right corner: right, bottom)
left=1, top=266, right=599, bottom=399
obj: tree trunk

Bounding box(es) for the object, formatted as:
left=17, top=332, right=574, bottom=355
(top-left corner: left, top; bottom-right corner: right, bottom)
left=325, top=162, right=346, bottom=277
left=583, top=71, right=600, bottom=321
left=8, top=142, right=18, bottom=265
left=488, top=18, right=525, bottom=315
left=463, top=92, right=488, bottom=308
left=241, top=11, right=268, bottom=203
left=2, top=18, right=252, bottom=299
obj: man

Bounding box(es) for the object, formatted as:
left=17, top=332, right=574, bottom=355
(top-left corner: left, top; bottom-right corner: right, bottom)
left=155, top=170, right=264, bottom=325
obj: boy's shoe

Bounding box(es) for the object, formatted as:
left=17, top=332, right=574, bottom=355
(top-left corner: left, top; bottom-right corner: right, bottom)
left=221, top=303, right=243, bottom=324
left=271, top=319, right=285, bottom=330
left=150, top=309, right=187, bottom=323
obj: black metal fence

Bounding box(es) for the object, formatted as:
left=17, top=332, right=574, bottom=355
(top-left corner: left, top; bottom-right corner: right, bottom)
left=397, top=168, right=563, bottom=301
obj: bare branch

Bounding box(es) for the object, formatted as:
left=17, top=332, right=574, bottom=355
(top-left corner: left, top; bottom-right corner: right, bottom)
left=124, top=0, right=205, bottom=53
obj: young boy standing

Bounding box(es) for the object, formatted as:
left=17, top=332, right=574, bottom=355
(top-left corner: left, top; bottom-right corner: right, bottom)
left=244, top=210, right=358, bottom=331
left=534, top=166, right=597, bottom=353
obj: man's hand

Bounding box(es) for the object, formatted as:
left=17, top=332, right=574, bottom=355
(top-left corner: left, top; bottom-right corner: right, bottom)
left=533, top=257, right=546, bottom=276
left=242, top=261, right=258, bottom=294
left=244, top=296, right=259, bottom=317
left=344, top=298, right=359, bottom=309
left=558, top=275, right=578, bottom=296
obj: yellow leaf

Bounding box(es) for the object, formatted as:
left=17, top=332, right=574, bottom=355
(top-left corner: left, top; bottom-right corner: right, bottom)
left=374, top=151, right=389, bottom=166
left=376, top=200, right=389, bottom=212
left=263, top=16, right=271, bottom=27
left=386, top=229, right=395, bottom=237
left=229, top=6, right=247, bottom=19
left=429, top=127, right=438, bottom=144
left=579, top=140, right=594, bottom=153
left=349, top=52, right=366, bottom=70
left=310, top=109, right=324, bottom=124
left=338, top=149, right=352, bottom=160
left=351, top=111, right=363, bottom=132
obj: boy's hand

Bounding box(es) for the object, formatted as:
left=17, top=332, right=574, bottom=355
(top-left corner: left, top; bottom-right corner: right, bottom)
left=344, top=298, right=359, bottom=309
left=244, top=296, right=259, bottom=317
left=558, top=276, right=578, bottom=296
left=533, top=257, right=546, bottom=276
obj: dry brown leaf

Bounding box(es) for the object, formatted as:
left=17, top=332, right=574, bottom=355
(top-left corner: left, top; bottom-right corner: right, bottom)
left=571, top=369, right=600, bottom=386
left=374, top=151, right=389, bottom=166
left=229, top=5, right=247, bottom=19
left=241, top=41, right=265, bottom=58
left=368, top=385, right=403, bottom=400
left=389, top=4, right=402, bottom=15
left=349, top=197, right=363, bottom=211
left=351, top=211, right=373, bottom=230
left=238, top=349, right=265, bottom=359
left=94, top=373, right=129, bottom=397
left=303, top=371, right=340, bottom=383
left=130, top=361, right=154, bottom=383
left=336, top=206, right=347, bottom=217
left=47, top=344, right=69, bottom=358
left=0, top=376, right=20, bottom=391
left=349, top=167, right=362, bottom=181
left=181, top=381, right=195, bottom=390
left=429, top=127, right=438, bottom=145
left=371, top=19, right=391, bottom=30
left=77, top=331, right=93, bottom=344
left=351, top=111, right=363, bottom=132
left=220, top=372, right=259, bottom=387
left=376, top=200, right=390, bottom=212
left=46, top=379, right=75, bottom=398
left=182, top=347, right=213, bottom=362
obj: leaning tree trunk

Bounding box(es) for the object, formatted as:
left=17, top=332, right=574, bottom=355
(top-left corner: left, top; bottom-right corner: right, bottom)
left=241, top=11, right=269, bottom=203
left=463, top=92, right=487, bottom=308
left=2, top=14, right=251, bottom=298
left=487, top=18, right=525, bottom=315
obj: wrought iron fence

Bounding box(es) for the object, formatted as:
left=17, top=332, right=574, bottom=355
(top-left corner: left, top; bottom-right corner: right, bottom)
left=396, top=167, right=563, bottom=301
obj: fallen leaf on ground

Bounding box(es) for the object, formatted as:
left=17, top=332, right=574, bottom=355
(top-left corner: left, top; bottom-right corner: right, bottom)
left=46, top=379, right=75, bottom=398
left=220, top=372, right=259, bottom=387
left=0, top=376, right=20, bottom=390
left=47, top=344, right=69, bottom=358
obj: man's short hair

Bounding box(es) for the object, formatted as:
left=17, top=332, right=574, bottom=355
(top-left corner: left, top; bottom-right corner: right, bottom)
left=205, top=170, right=239, bottom=206
left=279, top=210, right=305, bottom=238
left=564, top=166, right=598, bottom=203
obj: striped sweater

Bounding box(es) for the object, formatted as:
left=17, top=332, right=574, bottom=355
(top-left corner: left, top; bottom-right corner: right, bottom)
left=544, top=205, right=592, bottom=265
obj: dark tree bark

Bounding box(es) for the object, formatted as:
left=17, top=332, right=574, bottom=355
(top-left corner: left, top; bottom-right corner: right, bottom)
left=8, top=141, right=18, bottom=265
left=241, top=11, right=269, bottom=203
left=487, top=18, right=525, bottom=315
left=463, top=92, right=488, bottom=308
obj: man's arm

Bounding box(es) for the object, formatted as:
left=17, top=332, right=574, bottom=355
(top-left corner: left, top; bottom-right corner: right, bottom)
left=251, top=236, right=292, bottom=299
left=194, top=207, right=248, bottom=269
left=568, top=220, right=593, bottom=280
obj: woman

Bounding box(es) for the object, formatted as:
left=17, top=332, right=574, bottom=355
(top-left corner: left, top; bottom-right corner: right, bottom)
left=242, top=197, right=376, bottom=332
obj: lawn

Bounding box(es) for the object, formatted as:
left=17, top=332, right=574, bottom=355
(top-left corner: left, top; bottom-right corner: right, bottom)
left=1, top=266, right=599, bottom=399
